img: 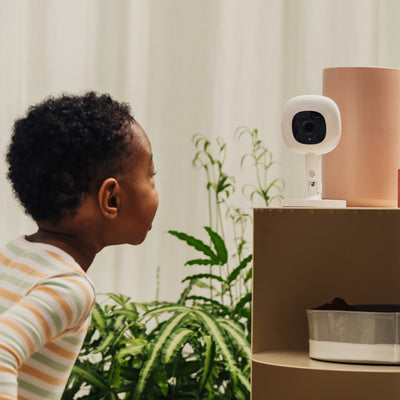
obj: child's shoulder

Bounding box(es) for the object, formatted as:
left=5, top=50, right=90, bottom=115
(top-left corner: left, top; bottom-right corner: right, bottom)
left=0, top=235, right=95, bottom=298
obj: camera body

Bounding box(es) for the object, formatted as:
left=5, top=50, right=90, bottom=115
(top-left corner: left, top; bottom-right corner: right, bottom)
left=282, top=95, right=341, bottom=155
left=281, top=95, right=345, bottom=206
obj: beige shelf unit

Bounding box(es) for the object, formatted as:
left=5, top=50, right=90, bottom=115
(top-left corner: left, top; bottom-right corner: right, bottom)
left=251, top=208, right=400, bottom=400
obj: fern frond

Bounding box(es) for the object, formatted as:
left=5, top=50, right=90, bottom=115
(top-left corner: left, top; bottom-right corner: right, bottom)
left=226, top=254, right=252, bottom=284
left=181, top=273, right=224, bottom=284
left=185, top=258, right=220, bottom=266
left=133, top=311, right=191, bottom=400
left=217, top=318, right=251, bottom=358
left=168, top=230, right=218, bottom=261
left=117, top=339, right=147, bottom=359
left=204, top=227, right=228, bottom=264
left=199, top=335, right=215, bottom=393
left=91, top=303, right=108, bottom=333
left=233, top=293, right=252, bottom=316
left=71, top=364, right=108, bottom=390
left=162, top=328, right=194, bottom=364
left=192, top=307, right=250, bottom=392
left=104, top=292, right=131, bottom=305
left=142, top=304, right=191, bottom=319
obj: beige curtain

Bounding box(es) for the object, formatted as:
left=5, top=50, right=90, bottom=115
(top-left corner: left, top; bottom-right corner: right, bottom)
left=1, top=0, right=399, bottom=301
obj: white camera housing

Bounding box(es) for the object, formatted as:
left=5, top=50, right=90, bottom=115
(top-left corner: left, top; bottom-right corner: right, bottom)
left=281, top=95, right=346, bottom=207
left=282, top=95, right=341, bottom=155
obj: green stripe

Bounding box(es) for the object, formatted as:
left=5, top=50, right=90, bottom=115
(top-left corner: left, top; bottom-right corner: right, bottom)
left=42, top=280, right=84, bottom=323
left=12, top=310, right=43, bottom=346
left=19, top=378, right=60, bottom=399
left=6, top=242, right=59, bottom=271
left=31, top=352, right=69, bottom=372
left=0, top=354, right=18, bottom=369
left=0, top=381, right=16, bottom=386
left=0, top=330, right=26, bottom=355
left=29, top=294, right=62, bottom=332
left=0, top=272, right=31, bottom=290
left=61, top=335, right=82, bottom=346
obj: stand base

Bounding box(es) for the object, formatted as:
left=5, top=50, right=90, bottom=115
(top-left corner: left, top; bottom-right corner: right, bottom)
left=282, top=198, right=347, bottom=208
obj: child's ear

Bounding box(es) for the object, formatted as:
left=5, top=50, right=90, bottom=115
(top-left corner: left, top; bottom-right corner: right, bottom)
left=98, top=178, right=120, bottom=219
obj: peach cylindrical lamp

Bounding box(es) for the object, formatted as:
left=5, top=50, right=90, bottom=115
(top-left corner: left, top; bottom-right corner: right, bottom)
left=322, top=67, right=400, bottom=207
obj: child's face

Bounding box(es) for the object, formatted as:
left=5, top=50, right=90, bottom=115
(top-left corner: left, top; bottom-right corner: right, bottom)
left=114, top=122, right=159, bottom=245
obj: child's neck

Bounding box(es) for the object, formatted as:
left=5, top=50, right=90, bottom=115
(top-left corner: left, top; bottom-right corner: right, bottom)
left=26, top=228, right=100, bottom=272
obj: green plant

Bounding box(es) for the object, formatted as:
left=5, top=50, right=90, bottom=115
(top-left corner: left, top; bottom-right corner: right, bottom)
left=62, top=128, right=283, bottom=399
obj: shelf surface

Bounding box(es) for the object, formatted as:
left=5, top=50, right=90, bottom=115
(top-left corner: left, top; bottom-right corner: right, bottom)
left=252, top=350, right=400, bottom=373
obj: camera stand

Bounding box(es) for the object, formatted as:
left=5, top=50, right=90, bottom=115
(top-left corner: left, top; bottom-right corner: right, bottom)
left=282, top=154, right=347, bottom=208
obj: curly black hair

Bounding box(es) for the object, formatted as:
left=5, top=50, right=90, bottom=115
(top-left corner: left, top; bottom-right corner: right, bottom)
left=6, top=91, right=135, bottom=223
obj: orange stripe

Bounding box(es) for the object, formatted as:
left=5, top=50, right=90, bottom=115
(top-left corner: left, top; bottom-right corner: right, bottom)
left=19, top=301, right=52, bottom=340
left=62, top=276, right=92, bottom=305
left=33, top=286, right=73, bottom=326
left=44, top=342, right=76, bottom=360
left=0, top=288, right=22, bottom=303
left=0, top=342, right=22, bottom=367
left=0, top=394, right=17, bottom=400
left=0, top=365, right=17, bottom=376
left=0, top=319, right=35, bottom=355
left=73, top=321, right=90, bottom=333
left=20, top=364, right=66, bottom=386
left=51, top=319, right=89, bottom=341
left=46, top=250, right=82, bottom=273
left=0, top=251, right=45, bottom=278
left=61, top=276, right=93, bottom=325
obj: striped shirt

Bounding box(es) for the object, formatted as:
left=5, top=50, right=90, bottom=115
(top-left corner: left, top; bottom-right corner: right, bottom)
left=0, top=236, right=96, bottom=400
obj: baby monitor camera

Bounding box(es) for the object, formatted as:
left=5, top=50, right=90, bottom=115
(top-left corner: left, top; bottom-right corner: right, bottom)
left=281, top=95, right=346, bottom=207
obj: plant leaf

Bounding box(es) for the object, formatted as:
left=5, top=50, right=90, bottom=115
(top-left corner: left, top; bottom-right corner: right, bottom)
left=142, top=304, right=191, bottom=319
left=192, top=307, right=250, bottom=392
left=217, top=318, right=251, bottom=359
left=199, top=335, right=215, bottom=393
left=204, top=227, right=228, bottom=265
left=226, top=254, right=252, bottom=284
left=162, top=328, right=194, bottom=364
left=186, top=296, right=230, bottom=315
left=168, top=230, right=218, bottom=261
left=244, top=267, right=252, bottom=283
left=93, top=331, right=115, bottom=354
left=71, top=364, right=108, bottom=390
left=105, top=292, right=131, bottom=305
left=113, top=308, right=139, bottom=321
left=233, top=293, right=252, bottom=316
left=185, top=258, right=220, bottom=266
left=153, top=364, right=169, bottom=397
left=91, top=303, right=108, bottom=333
left=133, top=310, right=191, bottom=400
left=117, top=339, right=147, bottom=359
left=181, top=273, right=224, bottom=284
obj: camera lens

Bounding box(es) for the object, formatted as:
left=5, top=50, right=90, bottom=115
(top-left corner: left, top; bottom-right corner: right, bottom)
left=303, top=121, right=315, bottom=133
left=292, top=111, right=326, bottom=144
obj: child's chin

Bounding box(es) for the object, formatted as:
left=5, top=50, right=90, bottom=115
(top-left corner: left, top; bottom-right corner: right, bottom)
left=132, top=232, right=149, bottom=245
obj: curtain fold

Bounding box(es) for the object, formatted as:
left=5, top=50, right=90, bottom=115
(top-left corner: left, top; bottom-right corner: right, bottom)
left=1, top=0, right=399, bottom=301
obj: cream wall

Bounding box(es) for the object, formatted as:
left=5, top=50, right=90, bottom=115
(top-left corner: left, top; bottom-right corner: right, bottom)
left=1, top=0, right=399, bottom=301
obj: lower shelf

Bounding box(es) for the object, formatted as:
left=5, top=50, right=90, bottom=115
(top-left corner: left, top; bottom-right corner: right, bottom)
left=251, top=352, right=400, bottom=400
left=252, top=350, right=400, bottom=373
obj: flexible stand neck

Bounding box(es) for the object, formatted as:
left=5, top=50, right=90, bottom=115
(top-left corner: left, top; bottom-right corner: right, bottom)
left=305, top=153, right=321, bottom=200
